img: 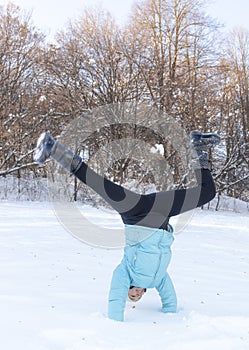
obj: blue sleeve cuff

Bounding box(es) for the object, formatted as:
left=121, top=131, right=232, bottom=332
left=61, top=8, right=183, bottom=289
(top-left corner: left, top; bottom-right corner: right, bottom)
left=162, top=306, right=177, bottom=313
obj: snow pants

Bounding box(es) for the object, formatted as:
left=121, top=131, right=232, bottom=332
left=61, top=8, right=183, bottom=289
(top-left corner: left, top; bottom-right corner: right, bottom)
left=74, top=164, right=216, bottom=230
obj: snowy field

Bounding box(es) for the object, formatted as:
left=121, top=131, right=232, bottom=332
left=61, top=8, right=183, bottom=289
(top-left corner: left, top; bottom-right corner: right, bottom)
left=1, top=201, right=249, bottom=350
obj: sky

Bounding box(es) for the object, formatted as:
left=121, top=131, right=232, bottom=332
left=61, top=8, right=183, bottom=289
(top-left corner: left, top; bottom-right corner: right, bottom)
left=2, top=0, right=249, bottom=37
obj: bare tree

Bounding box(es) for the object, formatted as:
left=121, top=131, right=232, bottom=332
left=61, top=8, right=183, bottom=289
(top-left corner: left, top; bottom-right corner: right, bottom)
left=42, top=7, right=142, bottom=116
left=0, top=1, right=248, bottom=205
left=0, top=3, right=45, bottom=177
left=121, top=0, right=221, bottom=184
left=215, top=28, right=249, bottom=202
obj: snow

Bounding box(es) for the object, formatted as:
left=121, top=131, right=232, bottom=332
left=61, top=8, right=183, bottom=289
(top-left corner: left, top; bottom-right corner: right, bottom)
left=1, top=201, right=249, bottom=350
left=150, top=144, right=164, bottom=156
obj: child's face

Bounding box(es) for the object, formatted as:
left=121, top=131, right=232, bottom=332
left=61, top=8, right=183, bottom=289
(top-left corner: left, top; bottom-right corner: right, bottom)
left=128, top=287, right=145, bottom=302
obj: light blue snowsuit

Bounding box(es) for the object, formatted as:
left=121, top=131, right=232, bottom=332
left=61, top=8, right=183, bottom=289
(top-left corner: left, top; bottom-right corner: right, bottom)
left=108, top=224, right=177, bottom=321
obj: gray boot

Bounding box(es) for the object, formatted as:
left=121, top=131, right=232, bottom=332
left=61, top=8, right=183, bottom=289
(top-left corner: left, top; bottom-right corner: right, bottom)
left=190, top=130, right=220, bottom=170
left=34, top=132, right=82, bottom=174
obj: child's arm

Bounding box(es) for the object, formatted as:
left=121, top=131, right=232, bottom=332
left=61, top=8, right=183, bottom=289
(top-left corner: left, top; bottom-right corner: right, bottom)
left=156, top=272, right=177, bottom=313
left=108, top=262, right=130, bottom=322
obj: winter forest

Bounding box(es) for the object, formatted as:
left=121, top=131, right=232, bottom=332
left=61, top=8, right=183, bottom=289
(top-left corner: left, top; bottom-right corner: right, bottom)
left=0, top=0, right=248, bottom=206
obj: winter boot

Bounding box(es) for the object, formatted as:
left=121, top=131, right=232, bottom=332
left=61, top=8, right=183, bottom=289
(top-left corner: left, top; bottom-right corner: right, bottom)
left=190, top=130, right=220, bottom=170
left=33, top=132, right=55, bottom=165
left=33, top=132, right=82, bottom=174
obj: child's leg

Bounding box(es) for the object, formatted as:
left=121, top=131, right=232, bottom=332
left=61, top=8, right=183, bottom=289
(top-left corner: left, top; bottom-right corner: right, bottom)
left=34, top=131, right=219, bottom=229
left=119, top=168, right=215, bottom=227
left=151, top=168, right=215, bottom=218
left=73, top=130, right=219, bottom=223
left=73, top=164, right=215, bottom=226
left=34, top=132, right=142, bottom=215
left=74, top=162, right=142, bottom=214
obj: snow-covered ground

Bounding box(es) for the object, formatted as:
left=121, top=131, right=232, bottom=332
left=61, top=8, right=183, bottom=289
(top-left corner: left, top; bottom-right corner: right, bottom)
left=1, top=201, right=249, bottom=350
